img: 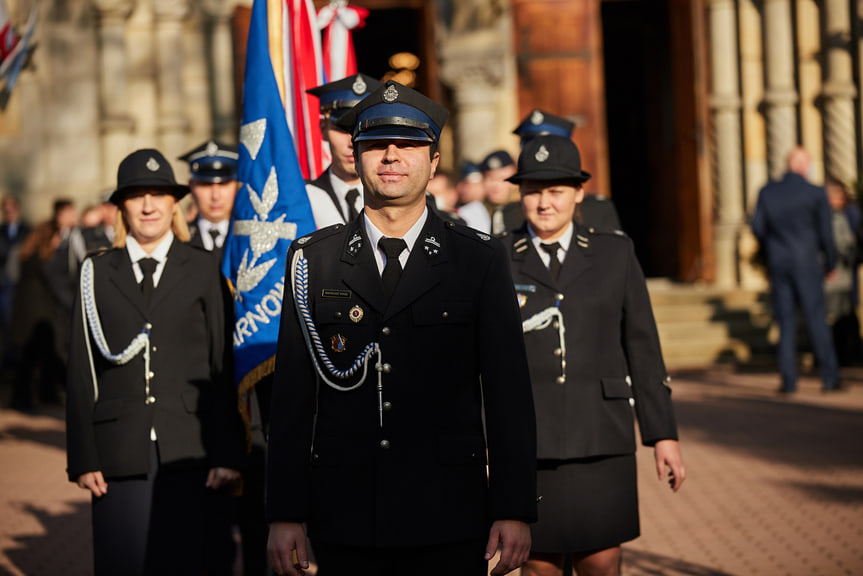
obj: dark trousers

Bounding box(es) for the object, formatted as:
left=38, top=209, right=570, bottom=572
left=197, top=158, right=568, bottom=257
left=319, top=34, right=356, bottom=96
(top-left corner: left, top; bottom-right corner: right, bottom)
left=91, top=441, right=232, bottom=576
left=312, top=539, right=488, bottom=576
left=771, top=269, right=839, bottom=390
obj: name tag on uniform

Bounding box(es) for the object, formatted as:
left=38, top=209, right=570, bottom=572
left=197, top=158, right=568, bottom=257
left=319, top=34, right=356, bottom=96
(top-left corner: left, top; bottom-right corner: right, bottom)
left=514, top=284, right=537, bottom=293
left=322, top=289, right=352, bottom=299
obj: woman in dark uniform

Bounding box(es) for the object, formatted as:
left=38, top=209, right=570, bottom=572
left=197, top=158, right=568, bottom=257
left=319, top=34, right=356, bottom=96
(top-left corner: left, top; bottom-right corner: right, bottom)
left=65, top=149, right=245, bottom=575
left=500, top=135, right=686, bottom=576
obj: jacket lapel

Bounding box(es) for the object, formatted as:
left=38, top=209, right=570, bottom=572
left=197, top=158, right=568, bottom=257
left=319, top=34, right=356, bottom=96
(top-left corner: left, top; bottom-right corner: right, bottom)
left=511, top=227, right=558, bottom=292
left=558, top=226, right=593, bottom=288
left=107, top=248, right=148, bottom=317
left=312, top=169, right=347, bottom=224
left=340, top=218, right=388, bottom=314
left=385, top=212, right=447, bottom=318
left=149, top=240, right=191, bottom=311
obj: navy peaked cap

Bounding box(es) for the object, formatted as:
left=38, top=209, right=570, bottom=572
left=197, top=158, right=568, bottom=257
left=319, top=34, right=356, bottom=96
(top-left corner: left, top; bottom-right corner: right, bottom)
left=513, top=109, right=575, bottom=143
left=178, top=140, right=239, bottom=183
left=307, top=73, right=383, bottom=121
left=336, top=80, right=449, bottom=143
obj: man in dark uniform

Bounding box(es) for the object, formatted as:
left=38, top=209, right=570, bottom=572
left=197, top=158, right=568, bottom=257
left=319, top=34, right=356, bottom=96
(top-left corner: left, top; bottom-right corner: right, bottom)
left=179, top=139, right=239, bottom=257
left=513, top=108, right=622, bottom=230
left=751, top=146, right=841, bottom=393
left=481, top=150, right=523, bottom=234
left=267, top=80, right=537, bottom=576
left=306, top=73, right=382, bottom=228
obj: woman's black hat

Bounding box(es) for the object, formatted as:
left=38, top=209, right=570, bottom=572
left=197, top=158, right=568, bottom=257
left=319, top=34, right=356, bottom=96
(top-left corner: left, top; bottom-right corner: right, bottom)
left=110, top=149, right=190, bottom=205
left=506, top=135, right=591, bottom=184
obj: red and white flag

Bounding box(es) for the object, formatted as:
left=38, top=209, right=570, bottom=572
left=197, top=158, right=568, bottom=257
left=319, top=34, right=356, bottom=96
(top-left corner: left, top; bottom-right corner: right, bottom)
left=317, top=3, right=368, bottom=82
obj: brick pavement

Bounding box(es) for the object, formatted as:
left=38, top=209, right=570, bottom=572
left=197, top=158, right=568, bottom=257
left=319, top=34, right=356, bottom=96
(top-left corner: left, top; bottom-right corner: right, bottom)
left=1, top=366, right=862, bottom=576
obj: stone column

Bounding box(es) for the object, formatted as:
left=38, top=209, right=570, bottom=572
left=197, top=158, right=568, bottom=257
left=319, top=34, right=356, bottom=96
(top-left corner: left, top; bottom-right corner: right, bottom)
left=439, top=29, right=508, bottom=162
left=201, top=0, right=237, bottom=142
left=763, top=0, right=798, bottom=181
left=821, top=0, right=858, bottom=185
left=707, top=0, right=744, bottom=287
left=94, top=0, right=135, bottom=186
left=153, top=0, right=190, bottom=159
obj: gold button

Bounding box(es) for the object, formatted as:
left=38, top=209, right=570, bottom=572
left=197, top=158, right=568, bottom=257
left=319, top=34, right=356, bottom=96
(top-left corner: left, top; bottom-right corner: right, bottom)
left=552, top=321, right=560, bottom=330
left=148, top=371, right=155, bottom=379
left=380, top=439, right=391, bottom=449
left=145, top=395, right=156, bottom=404
left=553, top=348, right=562, bottom=356
left=383, top=401, right=392, bottom=411
left=152, top=346, right=157, bottom=352
left=556, top=376, right=566, bottom=384
left=556, top=293, right=565, bottom=301
left=441, top=311, right=449, bottom=319
left=145, top=323, right=153, bottom=330
left=381, top=327, right=392, bottom=336
left=382, top=363, right=392, bottom=374
left=335, top=312, right=343, bottom=319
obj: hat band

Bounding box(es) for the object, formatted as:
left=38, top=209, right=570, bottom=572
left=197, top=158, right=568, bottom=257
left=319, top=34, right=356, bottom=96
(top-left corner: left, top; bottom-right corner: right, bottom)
left=356, top=116, right=434, bottom=140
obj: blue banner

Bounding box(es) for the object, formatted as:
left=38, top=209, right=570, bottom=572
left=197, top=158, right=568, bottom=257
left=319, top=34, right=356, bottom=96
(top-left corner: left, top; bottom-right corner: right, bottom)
left=222, top=0, right=316, bottom=399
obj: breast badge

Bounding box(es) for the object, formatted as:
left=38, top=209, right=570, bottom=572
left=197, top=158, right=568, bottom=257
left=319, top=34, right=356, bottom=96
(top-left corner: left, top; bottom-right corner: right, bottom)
left=517, top=293, right=528, bottom=308
left=349, top=305, right=364, bottom=323
left=331, top=334, right=347, bottom=353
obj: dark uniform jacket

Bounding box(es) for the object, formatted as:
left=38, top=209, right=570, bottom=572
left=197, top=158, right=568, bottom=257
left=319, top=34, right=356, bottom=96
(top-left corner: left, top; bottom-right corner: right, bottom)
left=66, top=240, right=244, bottom=481
left=267, top=210, right=537, bottom=547
left=751, top=172, right=836, bottom=276
left=502, top=224, right=677, bottom=460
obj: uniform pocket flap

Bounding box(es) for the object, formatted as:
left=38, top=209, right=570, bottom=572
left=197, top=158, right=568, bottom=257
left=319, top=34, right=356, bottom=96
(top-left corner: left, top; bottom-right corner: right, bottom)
left=601, top=377, right=633, bottom=399
left=93, top=398, right=124, bottom=423
left=437, top=434, right=486, bottom=465
left=413, top=301, right=473, bottom=325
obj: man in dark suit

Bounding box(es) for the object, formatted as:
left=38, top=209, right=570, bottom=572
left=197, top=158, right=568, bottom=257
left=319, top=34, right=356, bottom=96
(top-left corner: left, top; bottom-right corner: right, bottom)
left=751, top=146, right=841, bottom=393
left=66, top=149, right=245, bottom=575
left=267, top=80, right=537, bottom=576
left=179, top=140, right=239, bottom=257
left=306, top=73, right=382, bottom=228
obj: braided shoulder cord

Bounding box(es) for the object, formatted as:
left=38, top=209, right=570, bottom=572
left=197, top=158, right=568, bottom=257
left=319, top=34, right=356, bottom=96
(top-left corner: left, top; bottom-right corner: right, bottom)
left=522, top=306, right=567, bottom=383
left=80, top=258, right=151, bottom=401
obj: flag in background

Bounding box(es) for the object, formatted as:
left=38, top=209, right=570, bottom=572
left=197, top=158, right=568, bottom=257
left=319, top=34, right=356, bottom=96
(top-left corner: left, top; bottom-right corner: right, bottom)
left=283, top=0, right=325, bottom=180
left=223, top=0, right=316, bottom=428
left=317, top=3, right=368, bottom=82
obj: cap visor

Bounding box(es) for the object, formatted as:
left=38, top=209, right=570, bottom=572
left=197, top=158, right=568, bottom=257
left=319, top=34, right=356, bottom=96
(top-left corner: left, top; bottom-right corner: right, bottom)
left=507, top=169, right=591, bottom=184
left=111, top=183, right=190, bottom=204
left=354, top=125, right=433, bottom=142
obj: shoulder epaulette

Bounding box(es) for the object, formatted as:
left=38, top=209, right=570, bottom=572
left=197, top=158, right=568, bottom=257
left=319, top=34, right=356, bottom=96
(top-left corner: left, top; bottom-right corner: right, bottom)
left=294, top=223, right=345, bottom=248
left=447, top=221, right=496, bottom=248
left=586, top=226, right=628, bottom=239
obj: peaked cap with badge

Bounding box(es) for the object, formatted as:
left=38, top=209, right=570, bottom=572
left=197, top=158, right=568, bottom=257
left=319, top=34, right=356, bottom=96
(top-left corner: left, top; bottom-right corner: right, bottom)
left=336, top=79, right=449, bottom=143
left=178, top=140, right=239, bottom=184
left=507, top=134, right=591, bottom=185
left=513, top=109, right=576, bottom=143
left=480, top=150, right=514, bottom=172
left=110, top=149, right=190, bottom=205
left=307, top=73, right=383, bottom=121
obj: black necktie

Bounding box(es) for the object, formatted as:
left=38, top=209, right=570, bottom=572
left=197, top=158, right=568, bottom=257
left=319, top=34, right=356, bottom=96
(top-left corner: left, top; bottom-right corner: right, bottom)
left=345, top=188, right=360, bottom=221
left=379, top=237, right=407, bottom=300
left=540, top=242, right=562, bottom=281
left=139, top=258, right=158, bottom=305
left=208, top=228, right=221, bottom=249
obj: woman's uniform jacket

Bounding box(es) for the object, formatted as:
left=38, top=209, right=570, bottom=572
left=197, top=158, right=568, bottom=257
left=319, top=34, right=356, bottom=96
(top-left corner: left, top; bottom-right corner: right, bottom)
left=66, top=240, right=245, bottom=481
left=501, top=224, right=678, bottom=461
left=266, top=211, right=537, bottom=548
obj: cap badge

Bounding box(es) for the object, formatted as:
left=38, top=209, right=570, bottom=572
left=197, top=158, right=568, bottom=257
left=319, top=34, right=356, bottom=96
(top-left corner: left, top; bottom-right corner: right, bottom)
left=488, top=157, right=502, bottom=170
left=530, top=110, right=544, bottom=125
left=146, top=157, right=161, bottom=172
left=352, top=75, right=368, bottom=95
left=205, top=140, right=219, bottom=156
left=535, top=145, right=550, bottom=163
left=382, top=84, right=399, bottom=103
left=331, top=334, right=347, bottom=353
left=349, top=305, right=364, bottom=323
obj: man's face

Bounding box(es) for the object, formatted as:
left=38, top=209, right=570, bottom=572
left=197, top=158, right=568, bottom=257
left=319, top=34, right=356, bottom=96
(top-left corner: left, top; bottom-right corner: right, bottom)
left=483, top=165, right=518, bottom=206
left=322, top=119, right=357, bottom=181
left=427, top=174, right=458, bottom=212
left=191, top=180, right=237, bottom=224
left=122, top=189, right=177, bottom=246
left=356, top=139, right=439, bottom=209
left=1, top=199, right=19, bottom=223
left=521, top=179, right=583, bottom=240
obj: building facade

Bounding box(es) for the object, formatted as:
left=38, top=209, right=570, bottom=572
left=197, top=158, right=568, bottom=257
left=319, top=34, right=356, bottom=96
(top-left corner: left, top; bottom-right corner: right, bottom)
left=2, top=0, right=862, bottom=288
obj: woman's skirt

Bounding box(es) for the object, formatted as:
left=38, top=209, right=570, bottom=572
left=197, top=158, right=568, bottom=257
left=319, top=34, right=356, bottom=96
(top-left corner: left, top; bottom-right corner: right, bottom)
left=531, top=453, right=639, bottom=554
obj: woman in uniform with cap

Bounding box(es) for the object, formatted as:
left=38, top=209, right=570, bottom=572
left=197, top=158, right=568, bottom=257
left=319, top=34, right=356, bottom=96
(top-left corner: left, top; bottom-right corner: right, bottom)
left=65, top=149, right=245, bottom=576
left=500, top=135, right=686, bottom=576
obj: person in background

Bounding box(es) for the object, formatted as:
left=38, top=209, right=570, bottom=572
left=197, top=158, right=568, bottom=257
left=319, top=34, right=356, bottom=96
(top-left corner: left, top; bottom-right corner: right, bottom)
left=457, top=160, right=491, bottom=232
left=751, top=147, right=841, bottom=393
left=513, top=108, right=621, bottom=230
left=502, top=134, right=685, bottom=576
left=824, top=179, right=860, bottom=366
left=66, top=148, right=245, bottom=575
left=481, top=150, right=522, bottom=234
left=306, top=73, right=383, bottom=228
left=0, top=195, right=30, bottom=364
left=179, top=140, right=239, bottom=258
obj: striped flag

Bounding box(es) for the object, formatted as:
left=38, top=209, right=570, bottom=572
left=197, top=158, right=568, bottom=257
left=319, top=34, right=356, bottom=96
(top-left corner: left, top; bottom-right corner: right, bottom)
left=317, top=3, right=368, bottom=82
left=283, top=0, right=325, bottom=180
left=222, top=0, right=316, bottom=429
